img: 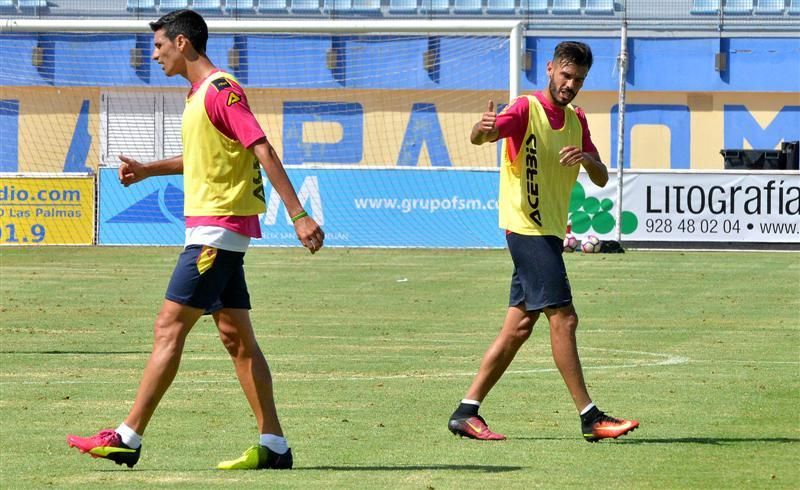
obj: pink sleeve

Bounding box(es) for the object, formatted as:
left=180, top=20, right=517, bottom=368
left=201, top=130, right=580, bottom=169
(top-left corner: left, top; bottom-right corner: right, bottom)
left=574, top=106, right=598, bottom=155
left=494, top=96, right=529, bottom=162
left=204, top=78, right=267, bottom=149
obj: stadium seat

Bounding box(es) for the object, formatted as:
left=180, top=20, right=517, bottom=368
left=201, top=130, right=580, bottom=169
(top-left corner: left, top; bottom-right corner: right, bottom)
left=420, top=0, right=450, bottom=13
left=552, top=0, right=581, bottom=14
left=723, top=0, right=753, bottom=14
left=0, top=0, right=16, bottom=14
left=18, top=0, right=48, bottom=11
left=229, top=0, right=257, bottom=12
left=127, top=0, right=157, bottom=11
left=453, top=0, right=482, bottom=14
left=486, top=0, right=516, bottom=13
left=290, top=0, right=321, bottom=12
left=159, top=0, right=189, bottom=10
left=690, top=0, right=721, bottom=14
left=519, top=0, right=547, bottom=14
left=350, top=0, right=382, bottom=14
left=255, top=0, right=287, bottom=13
left=754, top=0, right=786, bottom=14
left=585, top=0, right=615, bottom=14
left=388, top=0, right=418, bottom=14
left=323, top=0, right=352, bottom=13
left=192, top=0, right=223, bottom=12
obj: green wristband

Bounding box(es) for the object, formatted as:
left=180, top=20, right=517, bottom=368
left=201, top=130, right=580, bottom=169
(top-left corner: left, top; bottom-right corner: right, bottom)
left=290, top=210, right=308, bottom=223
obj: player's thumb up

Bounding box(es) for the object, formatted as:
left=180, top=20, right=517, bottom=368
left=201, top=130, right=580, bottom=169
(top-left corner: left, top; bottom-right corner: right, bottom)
left=487, top=100, right=495, bottom=113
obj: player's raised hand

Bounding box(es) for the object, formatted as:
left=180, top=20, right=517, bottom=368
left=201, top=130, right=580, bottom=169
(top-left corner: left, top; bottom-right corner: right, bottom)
left=293, top=214, right=325, bottom=254
left=478, top=100, right=497, bottom=134
left=118, top=155, right=148, bottom=187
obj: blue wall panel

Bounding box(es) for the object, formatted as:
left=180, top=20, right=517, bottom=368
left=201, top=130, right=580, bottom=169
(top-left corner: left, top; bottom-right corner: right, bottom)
left=1, top=33, right=798, bottom=92
left=246, top=35, right=340, bottom=88
left=439, top=37, right=509, bottom=90
left=343, top=36, right=433, bottom=89
left=0, top=35, right=47, bottom=86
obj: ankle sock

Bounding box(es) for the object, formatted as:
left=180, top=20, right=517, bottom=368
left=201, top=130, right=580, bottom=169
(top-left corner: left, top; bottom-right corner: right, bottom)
left=115, top=423, right=142, bottom=449
left=260, top=434, right=288, bottom=455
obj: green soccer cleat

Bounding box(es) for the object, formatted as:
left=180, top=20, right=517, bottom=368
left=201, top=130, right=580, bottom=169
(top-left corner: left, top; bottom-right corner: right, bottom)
left=217, top=445, right=293, bottom=470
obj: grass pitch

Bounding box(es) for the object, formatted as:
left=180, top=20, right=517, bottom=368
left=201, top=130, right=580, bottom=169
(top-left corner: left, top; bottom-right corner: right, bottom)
left=1, top=247, right=798, bottom=488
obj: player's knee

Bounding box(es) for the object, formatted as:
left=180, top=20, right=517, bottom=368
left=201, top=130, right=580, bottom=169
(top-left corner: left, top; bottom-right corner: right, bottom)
left=511, top=316, right=535, bottom=343
left=152, top=317, right=186, bottom=353
left=552, top=313, right=579, bottom=335
left=217, top=327, right=240, bottom=356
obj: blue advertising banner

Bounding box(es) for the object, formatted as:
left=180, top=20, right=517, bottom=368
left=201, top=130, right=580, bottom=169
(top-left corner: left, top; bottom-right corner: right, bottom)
left=98, top=167, right=505, bottom=248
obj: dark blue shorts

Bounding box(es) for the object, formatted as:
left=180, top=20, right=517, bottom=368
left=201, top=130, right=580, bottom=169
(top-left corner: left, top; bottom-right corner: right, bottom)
left=165, top=245, right=251, bottom=314
left=507, top=233, right=572, bottom=312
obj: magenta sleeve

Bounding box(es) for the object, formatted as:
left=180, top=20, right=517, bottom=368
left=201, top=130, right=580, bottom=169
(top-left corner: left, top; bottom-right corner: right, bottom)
left=574, top=106, right=598, bottom=155
left=204, top=79, right=267, bottom=148
left=494, top=96, right=529, bottom=162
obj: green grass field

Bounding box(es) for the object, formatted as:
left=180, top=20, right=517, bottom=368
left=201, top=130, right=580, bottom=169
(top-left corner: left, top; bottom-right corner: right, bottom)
left=1, top=247, right=798, bottom=488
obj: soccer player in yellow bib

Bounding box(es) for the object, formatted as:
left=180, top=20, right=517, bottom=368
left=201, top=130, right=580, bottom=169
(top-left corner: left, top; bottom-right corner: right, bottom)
left=67, top=10, right=324, bottom=470
left=447, top=42, right=639, bottom=442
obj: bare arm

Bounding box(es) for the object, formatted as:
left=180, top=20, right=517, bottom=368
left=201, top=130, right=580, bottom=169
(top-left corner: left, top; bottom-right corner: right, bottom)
left=118, top=154, right=183, bottom=187
left=470, top=100, right=500, bottom=146
left=558, top=147, right=609, bottom=188
left=251, top=138, right=325, bottom=254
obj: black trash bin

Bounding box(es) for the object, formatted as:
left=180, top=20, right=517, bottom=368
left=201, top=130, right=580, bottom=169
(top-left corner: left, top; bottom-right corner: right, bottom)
left=720, top=149, right=785, bottom=170
left=781, top=141, right=799, bottom=170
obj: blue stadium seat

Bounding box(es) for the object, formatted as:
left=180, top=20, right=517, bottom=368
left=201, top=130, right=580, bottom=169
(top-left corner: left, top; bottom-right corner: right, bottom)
left=18, top=0, right=48, bottom=11
left=754, top=0, right=785, bottom=14
left=0, top=0, right=16, bottom=14
left=453, top=0, right=482, bottom=13
left=255, top=0, right=286, bottom=13
left=585, top=0, right=615, bottom=14
left=789, top=0, right=800, bottom=13
left=552, top=0, right=581, bottom=14
left=128, top=0, right=157, bottom=11
left=519, top=0, right=546, bottom=14
left=350, top=0, right=382, bottom=14
left=290, top=0, right=321, bottom=12
left=388, top=0, right=418, bottom=14
left=323, top=0, right=352, bottom=12
left=160, top=0, right=189, bottom=10
left=690, top=0, right=721, bottom=14
left=723, top=0, right=753, bottom=14
left=420, top=0, right=450, bottom=13
left=487, top=0, right=516, bottom=13
left=192, top=0, right=223, bottom=12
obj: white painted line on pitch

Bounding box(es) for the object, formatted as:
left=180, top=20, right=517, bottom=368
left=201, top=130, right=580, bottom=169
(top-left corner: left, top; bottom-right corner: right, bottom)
left=0, top=348, right=690, bottom=385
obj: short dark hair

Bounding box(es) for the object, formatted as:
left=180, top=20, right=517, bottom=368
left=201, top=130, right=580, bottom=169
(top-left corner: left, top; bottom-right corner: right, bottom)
left=149, top=9, right=208, bottom=55
left=553, top=41, right=593, bottom=70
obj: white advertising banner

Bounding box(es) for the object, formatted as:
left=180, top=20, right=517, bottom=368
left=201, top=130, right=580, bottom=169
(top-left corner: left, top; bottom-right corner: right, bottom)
left=572, top=171, right=800, bottom=243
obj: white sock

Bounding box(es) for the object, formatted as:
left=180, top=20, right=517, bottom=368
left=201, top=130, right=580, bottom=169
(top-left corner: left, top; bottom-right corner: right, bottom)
left=260, top=434, right=288, bottom=455
left=461, top=399, right=481, bottom=407
left=580, top=402, right=596, bottom=416
left=115, top=423, right=142, bottom=449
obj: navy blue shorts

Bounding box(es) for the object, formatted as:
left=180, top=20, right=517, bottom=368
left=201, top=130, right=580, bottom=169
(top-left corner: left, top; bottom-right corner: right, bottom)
left=165, top=245, right=251, bottom=314
left=507, top=233, right=572, bottom=312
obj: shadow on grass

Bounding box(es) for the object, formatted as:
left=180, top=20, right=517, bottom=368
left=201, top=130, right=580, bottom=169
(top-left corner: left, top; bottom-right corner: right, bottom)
left=94, top=464, right=523, bottom=473
left=617, top=437, right=800, bottom=445
left=300, top=464, right=523, bottom=472
left=0, top=350, right=150, bottom=355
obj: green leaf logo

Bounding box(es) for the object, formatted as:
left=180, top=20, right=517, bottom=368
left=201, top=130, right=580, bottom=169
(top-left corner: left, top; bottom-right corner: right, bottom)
left=568, top=182, right=638, bottom=235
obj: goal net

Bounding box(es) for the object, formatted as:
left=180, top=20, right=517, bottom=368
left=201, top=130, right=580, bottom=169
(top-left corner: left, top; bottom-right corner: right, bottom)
left=0, top=19, right=521, bottom=247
